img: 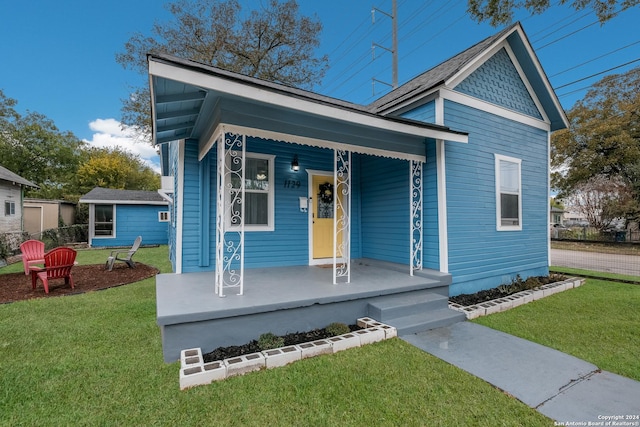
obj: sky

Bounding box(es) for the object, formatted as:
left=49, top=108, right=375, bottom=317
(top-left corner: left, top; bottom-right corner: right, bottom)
left=1, top=1, right=639, bottom=173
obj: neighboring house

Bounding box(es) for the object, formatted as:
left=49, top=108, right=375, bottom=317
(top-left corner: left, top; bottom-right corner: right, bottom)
left=563, top=209, right=589, bottom=226
left=0, top=165, right=38, bottom=233
left=23, top=199, right=76, bottom=235
left=79, top=187, right=169, bottom=247
left=550, top=206, right=564, bottom=226
left=149, top=23, right=568, bottom=361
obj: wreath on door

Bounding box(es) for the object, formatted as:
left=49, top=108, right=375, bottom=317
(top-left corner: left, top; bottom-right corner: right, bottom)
left=319, top=182, right=334, bottom=204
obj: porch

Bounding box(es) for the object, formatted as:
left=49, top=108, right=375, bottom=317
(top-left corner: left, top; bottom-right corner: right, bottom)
left=157, top=259, right=464, bottom=362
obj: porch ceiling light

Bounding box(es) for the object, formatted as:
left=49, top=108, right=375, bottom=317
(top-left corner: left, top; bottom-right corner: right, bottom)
left=291, top=155, right=300, bottom=172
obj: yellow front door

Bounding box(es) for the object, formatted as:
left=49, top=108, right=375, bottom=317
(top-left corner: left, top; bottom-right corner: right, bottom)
left=312, top=175, right=342, bottom=259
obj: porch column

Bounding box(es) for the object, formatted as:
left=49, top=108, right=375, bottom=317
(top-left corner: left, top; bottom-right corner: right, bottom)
left=410, top=160, right=423, bottom=275
left=215, top=132, right=245, bottom=297
left=333, top=149, right=351, bottom=284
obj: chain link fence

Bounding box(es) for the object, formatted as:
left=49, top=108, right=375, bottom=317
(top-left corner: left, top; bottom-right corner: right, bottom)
left=550, top=232, right=640, bottom=282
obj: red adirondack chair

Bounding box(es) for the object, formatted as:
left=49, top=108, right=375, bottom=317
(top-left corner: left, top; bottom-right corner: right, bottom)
left=20, top=239, right=45, bottom=275
left=31, top=247, right=77, bottom=294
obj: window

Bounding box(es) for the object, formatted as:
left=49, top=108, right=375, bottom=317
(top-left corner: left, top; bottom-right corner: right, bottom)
left=227, top=153, right=275, bottom=231
left=495, top=154, right=522, bottom=231
left=94, top=204, right=115, bottom=237
left=159, top=211, right=170, bottom=222
left=4, top=201, right=15, bottom=216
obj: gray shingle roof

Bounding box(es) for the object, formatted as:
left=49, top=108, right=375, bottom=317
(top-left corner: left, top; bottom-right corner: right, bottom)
left=0, top=165, right=38, bottom=188
left=80, top=187, right=166, bottom=204
left=368, top=23, right=518, bottom=114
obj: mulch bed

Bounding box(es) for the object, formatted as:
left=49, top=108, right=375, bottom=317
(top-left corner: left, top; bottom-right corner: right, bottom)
left=0, top=263, right=159, bottom=304
left=203, top=325, right=362, bottom=363
left=449, top=274, right=567, bottom=306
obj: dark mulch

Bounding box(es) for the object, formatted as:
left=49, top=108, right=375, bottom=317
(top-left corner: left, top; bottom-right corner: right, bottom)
left=449, top=274, right=567, bottom=306
left=203, top=325, right=362, bottom=363
left=0, top=263, right=159, bottom=304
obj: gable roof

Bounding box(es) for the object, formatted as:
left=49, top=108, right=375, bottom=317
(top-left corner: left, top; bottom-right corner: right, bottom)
left=369, top=24, right=516, bottom=114
left=79, top=187, right=168, bottom=205
left=0, top=165, right=38, bottom=188
left=369, top=22, right=568, bottom=131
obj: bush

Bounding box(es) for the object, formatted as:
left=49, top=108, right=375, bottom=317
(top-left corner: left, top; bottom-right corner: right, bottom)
left=325, top=322, right=350, bottom=336
left=257, top=332, right=285, bottom=351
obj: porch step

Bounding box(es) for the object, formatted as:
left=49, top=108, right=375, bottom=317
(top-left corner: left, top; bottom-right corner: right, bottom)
left=382, top=308, right=467, bottom=336
left=367, top=291, right=449, bottom=322
left=366, top=291, right=466, bottom=336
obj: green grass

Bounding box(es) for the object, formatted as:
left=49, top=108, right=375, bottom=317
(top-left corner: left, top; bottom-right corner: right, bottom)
left=474, top=279, right=640, bottom=382
left=0, top=247, right=551, bottom=426
left=550, top=266, right=640, bottom=283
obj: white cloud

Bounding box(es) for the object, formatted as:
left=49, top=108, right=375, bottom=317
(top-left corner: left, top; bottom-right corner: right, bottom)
left=83, top=118, right=160, bottom=173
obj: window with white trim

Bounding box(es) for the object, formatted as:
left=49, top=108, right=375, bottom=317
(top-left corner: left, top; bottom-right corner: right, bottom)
left=94, top=204, right=115, bottom=237
left=4, top=201, right=15, bottom=216
left=227, top=153, right=275, bottom=231
left=495, top=154, right=522, bottom=231
left=159, top=211, right=170, bottom=222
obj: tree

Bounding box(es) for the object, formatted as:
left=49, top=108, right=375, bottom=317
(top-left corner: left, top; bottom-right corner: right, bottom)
left=563, top=176, right=625, bottom=231
left=552, top=67, right=640, bottom=222
left=0, top=91, right=85, bottom=199
left=75, top=147, right=160, bottom=195
left=467, top=0, right=639, bottom=26
left=116, top=0, right=328, bottom=139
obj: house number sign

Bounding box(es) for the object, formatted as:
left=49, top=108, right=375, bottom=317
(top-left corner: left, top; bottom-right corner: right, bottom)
left=283, top=180, right=301, bottom=188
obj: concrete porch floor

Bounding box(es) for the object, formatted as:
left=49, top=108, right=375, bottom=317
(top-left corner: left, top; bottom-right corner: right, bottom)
left=156, top=258, right=452, bottom=362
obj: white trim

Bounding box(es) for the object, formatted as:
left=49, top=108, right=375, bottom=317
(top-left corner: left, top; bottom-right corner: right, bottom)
left=149, top=59, right=468, bottom=144
left=201, top=123, right=427, bottom=163
left=547, top=132, right=552, bottom=266
left=444, top=26, right=566, bottom=129
left=80, top=199, right=168, bottom=206
left=502, top=44, right=550, bottom=124
left=440, top=88, right=550, bottom=131
left=91, top=204, right=116, bottom=240
left=435, top=98, right=449, bottom=273
left=436, top=140, right=449, bottom=273
left=176, top=140, right=185, bottom=274
left=226, top=152, right=275, bottom=232
left=495, top=153, right=523, bottom=231
left=159, top=211, right=170, bottom=222
left=307, top=169, right=333, bottom=266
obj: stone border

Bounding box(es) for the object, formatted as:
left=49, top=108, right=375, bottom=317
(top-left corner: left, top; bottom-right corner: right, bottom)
left=179, top=319, right=397, bottom=390
left=448, top=277, right=585, bottom=320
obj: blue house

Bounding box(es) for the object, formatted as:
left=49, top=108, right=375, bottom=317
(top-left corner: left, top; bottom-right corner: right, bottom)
left=80, top=187, right=169, bottom=247
left=149, top=23, right=568, bottom=362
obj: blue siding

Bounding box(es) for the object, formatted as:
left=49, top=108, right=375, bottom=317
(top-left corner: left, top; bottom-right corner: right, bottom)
left=401, top=101, right=435, bottom=124
left=454, top=48, right=543, bottom=120
left=181, top=140, right=205, bottom=272
left=360, top=156, right=409, bottom=264
left=91, top=204, right=168, bottom=247
left=423, top=142, right=439, bottom=270
left=443, top=100, right=549, bottom=295
left=179, top=137, right=362, bottom=272
left=169, top=141, right=180, bottom=271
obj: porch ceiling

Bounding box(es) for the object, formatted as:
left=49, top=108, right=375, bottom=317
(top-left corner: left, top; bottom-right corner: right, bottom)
left=148, top=54, right=468, bottom=158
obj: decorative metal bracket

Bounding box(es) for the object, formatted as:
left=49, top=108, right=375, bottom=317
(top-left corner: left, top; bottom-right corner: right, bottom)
left=215, top=132, right=245, bottom=297
left=334, top=150, right=351, bottom=284
left=410, top=160, right=423, bottom=275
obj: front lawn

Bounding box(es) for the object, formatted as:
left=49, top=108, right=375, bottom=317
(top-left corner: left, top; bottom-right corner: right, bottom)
left=474, top=278, right=640, bottom=382
left=0, top=246, right=550, bottom=426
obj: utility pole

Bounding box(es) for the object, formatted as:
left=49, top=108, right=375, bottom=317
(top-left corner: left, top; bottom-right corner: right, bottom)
left=371, top=0, right=398, bottom=94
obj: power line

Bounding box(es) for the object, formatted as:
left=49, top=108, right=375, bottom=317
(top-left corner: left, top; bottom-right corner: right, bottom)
left=550, top=40, right=640, bottom=78
left=536, top=19, right=600, bottom=50
left=554, top=58, right=640, bottom=89
left=531, top=10, right=591, bottom=44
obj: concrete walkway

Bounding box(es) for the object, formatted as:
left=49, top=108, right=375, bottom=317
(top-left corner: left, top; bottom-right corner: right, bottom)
left=402, top=322, right=640, bottom=423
